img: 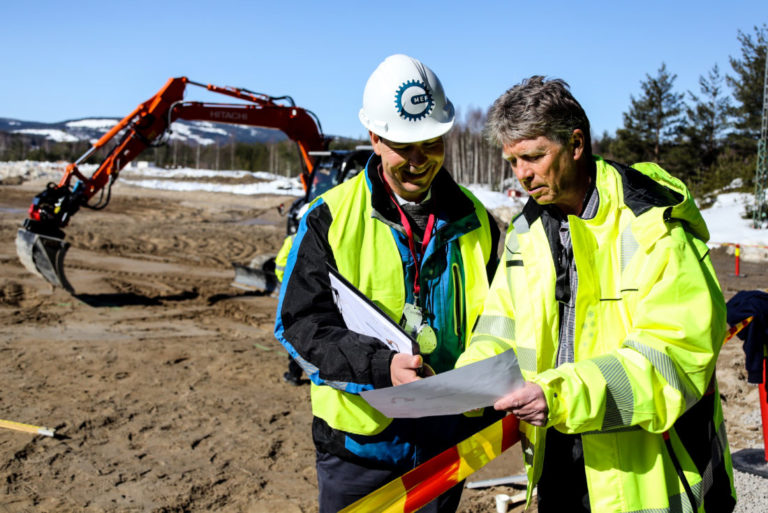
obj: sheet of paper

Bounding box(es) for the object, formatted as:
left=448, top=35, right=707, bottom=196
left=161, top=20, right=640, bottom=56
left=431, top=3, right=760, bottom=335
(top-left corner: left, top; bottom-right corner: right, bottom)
left=328, top=267, right=414, bottom=355
left=360, top=349, right=524, bottom=418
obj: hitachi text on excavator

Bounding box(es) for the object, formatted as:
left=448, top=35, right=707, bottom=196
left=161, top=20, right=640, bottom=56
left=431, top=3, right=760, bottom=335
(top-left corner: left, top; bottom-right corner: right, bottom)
left=15, top=77, right=332, bottom=294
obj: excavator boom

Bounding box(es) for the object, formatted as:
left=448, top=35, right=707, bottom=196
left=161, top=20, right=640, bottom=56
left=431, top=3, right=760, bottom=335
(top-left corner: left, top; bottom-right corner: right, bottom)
left=16, top=77, right=328, bottom=293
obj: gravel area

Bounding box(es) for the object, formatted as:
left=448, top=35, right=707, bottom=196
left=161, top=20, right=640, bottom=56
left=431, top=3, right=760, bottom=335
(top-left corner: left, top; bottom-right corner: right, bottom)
left=734, top=468, right=768, bottom=512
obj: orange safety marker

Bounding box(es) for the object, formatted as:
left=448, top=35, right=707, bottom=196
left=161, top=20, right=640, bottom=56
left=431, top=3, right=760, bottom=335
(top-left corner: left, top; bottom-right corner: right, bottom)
left=340, top=414, right=520, bottom=513
left=734, top=244, right=741, bottom=276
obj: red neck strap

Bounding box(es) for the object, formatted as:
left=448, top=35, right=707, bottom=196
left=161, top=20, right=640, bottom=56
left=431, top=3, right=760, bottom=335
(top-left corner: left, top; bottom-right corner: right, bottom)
left=380, top=171, right=435, bottom=299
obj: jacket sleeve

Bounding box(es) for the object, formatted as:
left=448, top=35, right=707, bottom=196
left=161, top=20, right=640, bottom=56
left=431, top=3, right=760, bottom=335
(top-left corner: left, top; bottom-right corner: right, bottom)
left=485, top=208, right=502, bottom=281
left=274, top=200, right=396, bottom=393
left=533, top=225, right=727, bottom=434
left=457, top=223, right=520, bottom=365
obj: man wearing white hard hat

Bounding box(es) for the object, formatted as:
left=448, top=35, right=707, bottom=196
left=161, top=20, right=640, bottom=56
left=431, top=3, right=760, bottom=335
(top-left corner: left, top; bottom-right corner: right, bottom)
left=275, top=54, right=501, bottom=511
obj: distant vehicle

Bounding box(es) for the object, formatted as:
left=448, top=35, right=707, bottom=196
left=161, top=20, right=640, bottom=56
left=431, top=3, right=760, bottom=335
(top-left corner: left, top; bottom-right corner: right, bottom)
left=231, top=146, right=373, bottom=292
left=285, top=146, right=372, bottom=235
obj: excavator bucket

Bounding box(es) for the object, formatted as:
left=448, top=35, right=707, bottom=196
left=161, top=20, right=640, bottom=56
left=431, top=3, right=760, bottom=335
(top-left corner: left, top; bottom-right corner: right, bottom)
left=231, top=256, right=279, bottom=294
left=15, top=228, right=74, bottom=293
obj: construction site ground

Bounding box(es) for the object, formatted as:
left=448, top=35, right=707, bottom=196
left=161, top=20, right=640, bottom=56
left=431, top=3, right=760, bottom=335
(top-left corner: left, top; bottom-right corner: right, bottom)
left=1, top=179, right=766, bottom=512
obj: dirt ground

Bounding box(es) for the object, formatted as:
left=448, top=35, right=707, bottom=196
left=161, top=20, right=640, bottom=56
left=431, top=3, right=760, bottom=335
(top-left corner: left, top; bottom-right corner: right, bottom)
left=0, top=180, right=766, bottom=513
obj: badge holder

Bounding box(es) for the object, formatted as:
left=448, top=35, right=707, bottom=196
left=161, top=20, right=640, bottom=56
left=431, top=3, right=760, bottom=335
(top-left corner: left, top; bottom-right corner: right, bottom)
left=402, top=303, right=437, bottom=355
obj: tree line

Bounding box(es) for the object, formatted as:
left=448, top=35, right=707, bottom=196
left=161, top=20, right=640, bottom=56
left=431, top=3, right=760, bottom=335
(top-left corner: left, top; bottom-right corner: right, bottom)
left=0, top=131, right=312, bottom=176
left=1, top=25, right=765, bottom=203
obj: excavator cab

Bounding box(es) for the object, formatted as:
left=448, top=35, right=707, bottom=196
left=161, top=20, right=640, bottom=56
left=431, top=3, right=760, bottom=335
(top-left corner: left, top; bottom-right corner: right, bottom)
left=287, top=146, right=372, bottom=234
left=230, top=146, right=373, bottom=292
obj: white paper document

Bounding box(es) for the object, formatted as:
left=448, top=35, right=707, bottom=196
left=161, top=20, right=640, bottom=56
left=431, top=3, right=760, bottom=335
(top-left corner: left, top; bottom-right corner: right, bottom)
left=360, top=349, right=524, bottom=418
left=327, top=267, right=415, bottom=355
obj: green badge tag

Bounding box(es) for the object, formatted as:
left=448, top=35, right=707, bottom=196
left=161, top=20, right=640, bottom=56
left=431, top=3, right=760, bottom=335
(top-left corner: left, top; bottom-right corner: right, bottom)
left=416, top=324, right=437, bottom=355
left=401, top=303, right=437, bottom=354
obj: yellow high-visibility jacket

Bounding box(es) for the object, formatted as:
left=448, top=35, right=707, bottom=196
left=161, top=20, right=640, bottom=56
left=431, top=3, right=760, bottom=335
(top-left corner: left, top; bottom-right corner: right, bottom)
left=275, top=156, right=500, bottom=467
left=458, top=157, right=736, bottom=512
left=274, top=234, right=293, bottom=283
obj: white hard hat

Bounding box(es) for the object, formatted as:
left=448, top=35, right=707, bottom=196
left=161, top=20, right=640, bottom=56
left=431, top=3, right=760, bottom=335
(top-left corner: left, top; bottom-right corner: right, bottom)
left=359, top=54, right=455, bottom=143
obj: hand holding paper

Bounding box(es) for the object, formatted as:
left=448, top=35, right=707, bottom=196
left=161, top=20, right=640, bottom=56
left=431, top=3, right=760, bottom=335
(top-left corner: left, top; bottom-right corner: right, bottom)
left=391, top=353, right=424, bottom=386
left=361, top=349, right=524, bottom=418
left=494, top=381, right=548, bottom=426
left=326, top=265, right=524, bottom=418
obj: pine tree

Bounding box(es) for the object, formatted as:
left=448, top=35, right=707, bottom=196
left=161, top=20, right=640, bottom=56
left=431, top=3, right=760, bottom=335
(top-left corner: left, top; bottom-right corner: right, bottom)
left=611, top=63, right=685, bottom=165
left=681, top=64, right=732, bottom=193
left=727, top=24, right=767, bottom=145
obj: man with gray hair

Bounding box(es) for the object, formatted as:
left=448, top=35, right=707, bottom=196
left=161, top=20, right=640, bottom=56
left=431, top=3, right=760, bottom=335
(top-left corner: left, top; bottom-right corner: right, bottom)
left=457, top=76, right=736, bottom=512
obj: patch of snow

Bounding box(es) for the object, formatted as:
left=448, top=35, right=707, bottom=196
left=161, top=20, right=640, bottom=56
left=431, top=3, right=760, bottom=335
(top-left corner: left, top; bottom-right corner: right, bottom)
left=466, top=184, right=527, bottom=224
left=192, top=121, right=229, bottom=136
left=168, top=123, right=216, bottom=145
left=123, top=178, right=303, bottom=196
left=65, top=119, right=118, bottom=129
left=121, top=164, right=288, bottom=181
left=12, top=129, right=79, bottom=143
left=702, top=193, right=761, bottom=246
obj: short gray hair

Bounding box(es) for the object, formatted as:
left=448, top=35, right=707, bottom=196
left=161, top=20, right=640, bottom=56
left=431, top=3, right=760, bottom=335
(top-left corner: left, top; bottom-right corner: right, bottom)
left=485, top=76, right=591, bottom=154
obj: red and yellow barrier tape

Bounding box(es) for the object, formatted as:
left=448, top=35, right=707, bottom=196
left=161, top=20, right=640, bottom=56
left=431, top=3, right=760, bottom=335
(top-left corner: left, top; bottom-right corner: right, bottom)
left=725, top=316, right=753, bottom=344
left=340, top=414, right=520, bottom=513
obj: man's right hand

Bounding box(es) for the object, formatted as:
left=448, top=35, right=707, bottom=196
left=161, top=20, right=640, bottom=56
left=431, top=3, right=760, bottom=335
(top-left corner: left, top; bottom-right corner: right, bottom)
left=391, top=353, right=425, bottom=386
left=494, top=381, right=549, bottom=426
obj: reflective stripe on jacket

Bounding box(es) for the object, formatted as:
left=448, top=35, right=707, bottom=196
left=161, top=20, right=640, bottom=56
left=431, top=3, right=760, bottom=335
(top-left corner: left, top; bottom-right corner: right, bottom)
left=458, top=157, right=736, bottom=512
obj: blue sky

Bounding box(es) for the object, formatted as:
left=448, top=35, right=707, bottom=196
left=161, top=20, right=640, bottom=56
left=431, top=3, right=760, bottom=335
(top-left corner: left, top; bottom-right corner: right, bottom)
left=1, top=1, right=765, bottom=142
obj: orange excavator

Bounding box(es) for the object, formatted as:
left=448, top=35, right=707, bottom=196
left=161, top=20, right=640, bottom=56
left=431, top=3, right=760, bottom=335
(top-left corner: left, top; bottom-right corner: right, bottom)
left=15, top=77, right=330, bottom=293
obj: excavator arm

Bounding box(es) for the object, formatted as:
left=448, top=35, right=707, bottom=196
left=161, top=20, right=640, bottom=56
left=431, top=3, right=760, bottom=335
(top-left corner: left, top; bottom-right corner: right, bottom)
left=16, top=76, right=328, bottom=293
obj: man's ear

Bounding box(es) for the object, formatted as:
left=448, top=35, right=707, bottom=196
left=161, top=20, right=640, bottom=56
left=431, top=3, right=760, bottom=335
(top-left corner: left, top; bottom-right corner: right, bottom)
left=571, top=129, right=585, bottom=161
left=369, top=131, right=383, bottom=156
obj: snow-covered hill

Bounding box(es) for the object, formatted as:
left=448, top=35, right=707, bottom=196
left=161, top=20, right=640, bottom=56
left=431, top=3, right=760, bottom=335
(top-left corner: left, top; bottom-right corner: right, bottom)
left=0, top=117, right=289, bottom=145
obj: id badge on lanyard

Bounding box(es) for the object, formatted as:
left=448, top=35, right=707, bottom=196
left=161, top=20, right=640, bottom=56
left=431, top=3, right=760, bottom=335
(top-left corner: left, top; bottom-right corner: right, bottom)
left=402, top=302, right=437, bottom=355
left=395, top=208, right=438, bottom=356
left=381, top=169, right=439, bottom=356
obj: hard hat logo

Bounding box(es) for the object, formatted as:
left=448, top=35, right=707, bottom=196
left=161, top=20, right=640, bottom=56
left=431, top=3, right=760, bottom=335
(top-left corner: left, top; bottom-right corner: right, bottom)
left=395, top=80, right=435, bottom=122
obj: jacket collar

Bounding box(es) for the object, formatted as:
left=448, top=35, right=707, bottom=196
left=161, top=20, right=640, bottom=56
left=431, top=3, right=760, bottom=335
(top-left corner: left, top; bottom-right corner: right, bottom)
left=518, top=156, right=708, bottom=247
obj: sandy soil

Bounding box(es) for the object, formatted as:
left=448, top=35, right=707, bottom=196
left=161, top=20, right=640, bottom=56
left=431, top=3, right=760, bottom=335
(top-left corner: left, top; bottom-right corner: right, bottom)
left=0, top=179, right=766, bottom=513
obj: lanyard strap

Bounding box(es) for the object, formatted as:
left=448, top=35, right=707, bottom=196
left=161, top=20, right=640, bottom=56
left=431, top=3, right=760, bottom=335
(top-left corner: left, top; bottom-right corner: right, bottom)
left=380, top=173, right=435, bottom=299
